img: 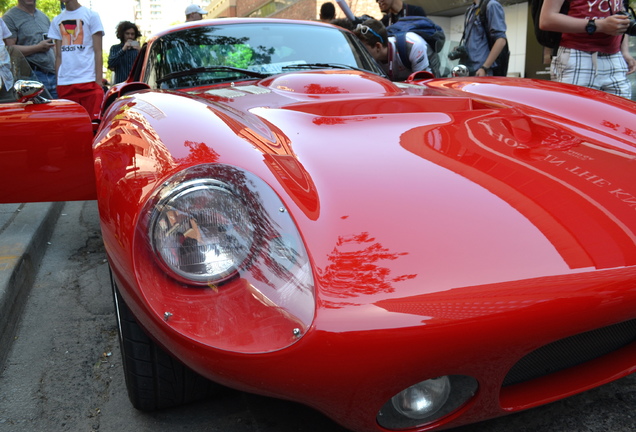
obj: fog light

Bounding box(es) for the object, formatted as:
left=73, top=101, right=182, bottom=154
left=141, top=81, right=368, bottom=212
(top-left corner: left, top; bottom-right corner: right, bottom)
left=392, top=376, right=450, bottom=419
left=378, top=375, right=478, bottom=429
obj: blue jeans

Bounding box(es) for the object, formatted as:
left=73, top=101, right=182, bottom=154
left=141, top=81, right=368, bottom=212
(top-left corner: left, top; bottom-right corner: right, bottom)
left=33, top=68, right=58, bottom=99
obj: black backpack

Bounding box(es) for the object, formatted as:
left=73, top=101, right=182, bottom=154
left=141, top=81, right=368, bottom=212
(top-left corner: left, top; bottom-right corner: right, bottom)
left=530, top=0, right=568, bottom=48
left=386, top=16, right=446, bottom=77
left=476, top=0, right=510, bottom=76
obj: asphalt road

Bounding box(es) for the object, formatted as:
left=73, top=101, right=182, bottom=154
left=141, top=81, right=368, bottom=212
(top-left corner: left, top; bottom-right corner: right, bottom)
left=1, top=200, right=636, bottom=432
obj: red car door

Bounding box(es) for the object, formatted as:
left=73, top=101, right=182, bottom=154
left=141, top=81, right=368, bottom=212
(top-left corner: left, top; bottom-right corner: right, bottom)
left=0, top=98, right=96, bottom=204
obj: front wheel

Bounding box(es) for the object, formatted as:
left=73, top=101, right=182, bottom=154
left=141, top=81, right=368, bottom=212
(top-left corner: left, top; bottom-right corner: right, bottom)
left=111, top=271, right=221, bottom=411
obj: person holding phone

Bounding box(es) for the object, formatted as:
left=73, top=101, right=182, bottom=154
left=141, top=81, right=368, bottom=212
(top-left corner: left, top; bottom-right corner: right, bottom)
left=107, top=21, right=141, bottom=84
left=3, top=0, right=57, bottom=97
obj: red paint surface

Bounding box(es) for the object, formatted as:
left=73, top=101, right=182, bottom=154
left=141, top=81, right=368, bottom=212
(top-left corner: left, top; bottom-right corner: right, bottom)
left=3, top=19, right=636, bottom=431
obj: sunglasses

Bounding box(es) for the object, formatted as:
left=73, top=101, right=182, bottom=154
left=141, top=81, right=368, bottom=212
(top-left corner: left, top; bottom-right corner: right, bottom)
left=355, top=24, right=384, bottom=44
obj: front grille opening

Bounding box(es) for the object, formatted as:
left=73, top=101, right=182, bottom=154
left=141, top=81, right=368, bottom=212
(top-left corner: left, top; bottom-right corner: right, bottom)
left=503, top=319, right=636, bottom=387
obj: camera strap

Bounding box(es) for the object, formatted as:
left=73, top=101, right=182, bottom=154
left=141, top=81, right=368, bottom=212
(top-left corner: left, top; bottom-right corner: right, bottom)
left=461, top=2, right=481, bottom=46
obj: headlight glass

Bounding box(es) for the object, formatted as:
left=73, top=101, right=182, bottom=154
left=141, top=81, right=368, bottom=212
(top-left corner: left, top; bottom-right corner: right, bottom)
left=152, top=181, right=254, bottom=285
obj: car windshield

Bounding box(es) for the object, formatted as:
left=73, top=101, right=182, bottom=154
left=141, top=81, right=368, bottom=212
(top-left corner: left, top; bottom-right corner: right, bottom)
left=144, top=22, right=385, bottom=89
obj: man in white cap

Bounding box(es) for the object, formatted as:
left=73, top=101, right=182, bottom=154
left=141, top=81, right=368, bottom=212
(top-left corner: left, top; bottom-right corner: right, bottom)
left=185, top=4, right=207, bottom=22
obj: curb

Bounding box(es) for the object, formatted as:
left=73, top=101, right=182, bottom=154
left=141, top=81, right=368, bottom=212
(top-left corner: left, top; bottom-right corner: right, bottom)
left=0, top=202, right=64, bottom=372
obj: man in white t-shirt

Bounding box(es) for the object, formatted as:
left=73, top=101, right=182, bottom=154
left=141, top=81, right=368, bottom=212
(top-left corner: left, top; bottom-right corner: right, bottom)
left=48, top=0, right=104, bottom=119
left=353, top=18, right=430, bottom=81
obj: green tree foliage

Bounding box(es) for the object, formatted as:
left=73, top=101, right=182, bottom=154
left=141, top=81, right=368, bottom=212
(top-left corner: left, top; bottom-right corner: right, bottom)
left=1, top=0, right=62, bottom=17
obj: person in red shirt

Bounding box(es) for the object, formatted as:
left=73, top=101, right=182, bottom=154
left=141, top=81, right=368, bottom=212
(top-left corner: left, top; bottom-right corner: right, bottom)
left=540, top=0, right=635, bottom=98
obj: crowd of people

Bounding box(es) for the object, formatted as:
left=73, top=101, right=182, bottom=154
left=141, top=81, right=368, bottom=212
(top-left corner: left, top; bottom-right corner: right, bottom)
left=323, top=0, right=634, bottom=98
left=0, top=0, right=634, bottom=107
left=0, top=1, right=210, bottom=116
left=322, top=0, right=507, bottom=80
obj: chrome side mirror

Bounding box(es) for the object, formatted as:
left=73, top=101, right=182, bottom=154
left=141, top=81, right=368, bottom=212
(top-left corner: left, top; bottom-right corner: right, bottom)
left=452, top=65, right=469, bottom=77
left=14, top=80, right=50, bottom=104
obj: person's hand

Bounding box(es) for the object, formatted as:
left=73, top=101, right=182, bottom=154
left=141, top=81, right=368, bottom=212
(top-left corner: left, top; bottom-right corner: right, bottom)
left=38, top=39, right=55, bottom=52
left=597, top=14, right=630, bottom=36
left=124, top=40, right=140, bottom=51
left=475, top=67, right=487, bottom=77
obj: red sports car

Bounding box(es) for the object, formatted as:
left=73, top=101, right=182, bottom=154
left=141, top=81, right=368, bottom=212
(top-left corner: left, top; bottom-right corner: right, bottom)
left=2, top=17, right=636, bottom=432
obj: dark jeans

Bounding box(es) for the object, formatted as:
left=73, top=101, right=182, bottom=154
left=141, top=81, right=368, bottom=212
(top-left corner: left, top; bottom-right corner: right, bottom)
left=32, top=68, right=57, bottom=99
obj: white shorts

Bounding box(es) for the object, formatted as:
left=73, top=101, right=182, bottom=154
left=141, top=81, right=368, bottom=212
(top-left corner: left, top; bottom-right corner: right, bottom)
left=551, top=47, right=632, bottom=99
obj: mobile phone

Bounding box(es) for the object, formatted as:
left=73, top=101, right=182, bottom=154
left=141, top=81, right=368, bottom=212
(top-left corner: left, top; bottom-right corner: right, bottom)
left=42, top=33, right=49, bottom=40
left=130, top=40, right=140, bottom=47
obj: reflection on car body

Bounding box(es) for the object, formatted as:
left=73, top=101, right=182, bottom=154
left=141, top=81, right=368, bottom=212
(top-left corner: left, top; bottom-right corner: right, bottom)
left=2, top=17, right=636, bottom=432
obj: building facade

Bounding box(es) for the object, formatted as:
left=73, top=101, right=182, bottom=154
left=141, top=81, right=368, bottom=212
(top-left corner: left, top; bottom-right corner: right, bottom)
left=134, top=0, right=212, bottom=39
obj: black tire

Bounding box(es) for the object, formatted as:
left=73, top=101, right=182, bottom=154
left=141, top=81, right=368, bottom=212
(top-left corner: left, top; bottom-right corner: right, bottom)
left=110, top=270, right=222, bottom=411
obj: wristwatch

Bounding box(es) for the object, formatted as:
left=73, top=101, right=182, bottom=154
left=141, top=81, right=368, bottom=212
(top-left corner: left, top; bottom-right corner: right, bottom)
left=585, top=19, right=596, bottom=35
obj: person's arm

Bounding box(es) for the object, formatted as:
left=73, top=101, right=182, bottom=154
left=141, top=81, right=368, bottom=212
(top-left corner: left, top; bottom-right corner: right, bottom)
left=108, top=44, right=125, bottom=69
left=475, top=37, right=506, bottom=76
left=4, top=38, right=55, bottom=57
left=108, top=40, right=139, bottom=69
left=93, top=32, right=103, bottom=85
left=54, top=39, right=62, bottom=74
left=407, top=34, right=430, bottom=73
left=621, top=35, right=636, bottom=74
left=540, top=0, right=629, bottom=35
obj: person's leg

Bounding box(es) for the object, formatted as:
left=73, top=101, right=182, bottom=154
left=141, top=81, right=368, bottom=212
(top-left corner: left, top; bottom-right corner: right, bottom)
left=57, top=82, right=103, bottom=120
left=551, top=47, right=596, bottom=90
left=56, top=84, right=75, bottom=102
left=77, top=82, right=104, bottom=120
left=595, top=52, right=631, bottom=99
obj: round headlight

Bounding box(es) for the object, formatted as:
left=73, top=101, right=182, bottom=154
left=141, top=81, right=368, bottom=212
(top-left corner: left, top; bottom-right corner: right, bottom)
left=151, top=179, right=254, bottom=285
left=391, top=376, right=451, bottom=420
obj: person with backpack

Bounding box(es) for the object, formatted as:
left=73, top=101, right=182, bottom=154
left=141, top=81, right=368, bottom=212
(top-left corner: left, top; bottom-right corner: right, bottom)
left=386, top=16, right=445, bottom=77
left=539, top=0, right=635, bottom=98
left=459, top=0, right=509, bottom=76
left=354, top=18, right=431, bottom=81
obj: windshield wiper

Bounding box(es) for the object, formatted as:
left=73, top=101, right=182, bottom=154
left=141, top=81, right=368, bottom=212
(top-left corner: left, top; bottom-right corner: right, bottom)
left=157, top=66, right=268, bottom=84
left=281, top=63, right=366, bottom=72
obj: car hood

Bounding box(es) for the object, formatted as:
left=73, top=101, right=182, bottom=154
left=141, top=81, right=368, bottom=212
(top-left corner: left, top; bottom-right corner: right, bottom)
left=116, top=71, right=636, bottom=320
